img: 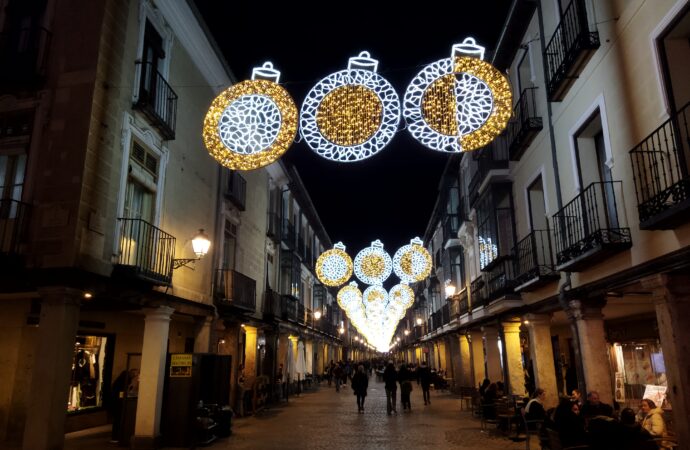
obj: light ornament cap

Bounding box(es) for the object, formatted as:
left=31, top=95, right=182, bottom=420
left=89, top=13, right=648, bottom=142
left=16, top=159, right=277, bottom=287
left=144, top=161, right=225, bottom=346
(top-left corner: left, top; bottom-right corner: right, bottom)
left=337, top=282, right=362, bottom=310
left=354, top=239, right=393, bottom=285
left=403, top=37, right=513, bottom=153
left=203, top=62, right=298, bottom=171
left=300, top=51, right=401, bottom=162
left=393, top=237, right=433, bottom=283
left=316, top=242, right=353, bottom=287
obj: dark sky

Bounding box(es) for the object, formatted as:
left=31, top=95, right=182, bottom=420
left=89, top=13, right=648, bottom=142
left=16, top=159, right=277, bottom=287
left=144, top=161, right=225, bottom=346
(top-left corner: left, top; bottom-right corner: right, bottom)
left=194, top=1, right=511, bottom=254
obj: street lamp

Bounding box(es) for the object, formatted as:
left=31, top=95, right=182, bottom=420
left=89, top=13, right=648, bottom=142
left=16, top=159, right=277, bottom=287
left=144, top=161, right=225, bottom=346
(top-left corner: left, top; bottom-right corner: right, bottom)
left=314, top=310, right=322, bottom=320
left=416, top=317, right=423, bottom=326
left=445, top=280, right=456, bottom=297
left=404, top=329, right=410, bottom=336
left=173, top=229, right=211, bottom=269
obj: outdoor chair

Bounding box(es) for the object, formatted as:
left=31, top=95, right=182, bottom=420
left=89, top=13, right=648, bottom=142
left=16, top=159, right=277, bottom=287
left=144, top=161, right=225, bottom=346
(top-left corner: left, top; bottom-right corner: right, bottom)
left=520, top=407, right=543, bottom=450
left=459, top=386, right=475, bottom=411
left=479, top=401, right=500, bottom=434
left=545, top=428, right=590, bottom=450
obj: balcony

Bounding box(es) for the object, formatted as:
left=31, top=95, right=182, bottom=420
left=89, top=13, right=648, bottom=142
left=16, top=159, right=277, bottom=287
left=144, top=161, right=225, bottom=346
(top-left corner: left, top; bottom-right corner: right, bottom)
left=0, top=199, right=31, bottom=266
left=442, top=212, right=461, bottom=243
left=281, top=220, right=296, bottom=250
left=262, top=289, right=281, bottom=319
left=514, top=229, right=560, bottom=292
left=485, top=257, right=517, bottom=301
left=224, top=171, right=246, bottom=211
left=507, top=88, right=543, bottom=160
left=266, top=212, right=280, bottom=241
left=215, top=269, right=256, bottom=313
left=470, top=276, right=488, bottom=310
left=0, top=26, right=51, bottom=89
left=441, top=303, right=451, bottom=326
left=115, top=218, right=175, bottom=285
left=134, top=61, right=178, bottom=140
left=468, top=139, right=510, bottom=208
left=279, top=295, right=305, bottom=324
left=629, top=101, right=690, bottom=229
left=552, top=181, right=631, bottom=271
left=544, top=0, right=600, bottom=101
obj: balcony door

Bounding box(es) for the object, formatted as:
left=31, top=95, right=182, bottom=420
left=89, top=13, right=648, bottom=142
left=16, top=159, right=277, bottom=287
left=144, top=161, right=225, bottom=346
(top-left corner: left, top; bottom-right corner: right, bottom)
left=140, top=20, right=165, bottom=103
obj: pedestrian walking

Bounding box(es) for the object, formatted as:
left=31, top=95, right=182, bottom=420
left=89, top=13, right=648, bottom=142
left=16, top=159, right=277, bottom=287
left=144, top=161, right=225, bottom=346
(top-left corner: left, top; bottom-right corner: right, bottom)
left=351, top=365, right=368, bottom=413
left=383, top=361, right=398, bottom=415
left=399, top=364, right=413, bottom=411
left=419, top=361, right=432, bottom=405
left=333, top=362, right=344, bottom=392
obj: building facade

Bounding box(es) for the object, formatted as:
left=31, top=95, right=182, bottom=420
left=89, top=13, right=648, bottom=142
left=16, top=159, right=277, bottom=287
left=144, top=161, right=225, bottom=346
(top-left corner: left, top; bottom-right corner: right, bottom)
left=398, top=0, right=690, bottom=447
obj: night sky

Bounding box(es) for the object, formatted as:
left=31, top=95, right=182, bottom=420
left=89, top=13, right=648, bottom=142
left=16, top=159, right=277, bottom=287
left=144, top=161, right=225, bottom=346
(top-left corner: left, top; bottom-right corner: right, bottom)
left=194, top=1, right=511, bottom=254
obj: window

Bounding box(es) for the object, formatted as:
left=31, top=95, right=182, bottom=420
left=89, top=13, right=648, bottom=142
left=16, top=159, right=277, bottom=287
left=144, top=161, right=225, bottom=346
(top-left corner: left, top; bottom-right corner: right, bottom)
left=527, top=174, right=547, bottom=230
left=67, top=334, right=113, bottom=413
left=516, top=48, right=533, bottom=94
left=476, top=184, right=516, bottom=269
left=221, top=220, right=237, bottom=270
left=448, top=247, right=465, bottom=290
left=123, top=142, right=157, bottom=224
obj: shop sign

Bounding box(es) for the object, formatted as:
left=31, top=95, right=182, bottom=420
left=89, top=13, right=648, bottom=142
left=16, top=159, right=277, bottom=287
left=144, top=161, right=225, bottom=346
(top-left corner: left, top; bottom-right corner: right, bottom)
left=642, top=385, right=667, bottom=407
left=170, top=353, right=193, bottom=377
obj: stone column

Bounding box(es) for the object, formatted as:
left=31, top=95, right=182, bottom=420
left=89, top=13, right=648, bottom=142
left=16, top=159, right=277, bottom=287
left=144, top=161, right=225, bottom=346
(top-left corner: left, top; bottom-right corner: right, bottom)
left=569, top=299, right=612, bottom=405
left=525, top=314, right=559, bottom=408
left=483, top=326, right=503, bottom=383
left=643, top=273, right=690, bottom=450
left=469, top=330, right=486, bottom=385
left=22, top=287, right=81, bottom=450
left=132, top=306, right=175, bottom=448
left=459, top=334, right=473, bottom=387
left=194, top=315, right=214, bottom=353
left=502, top=321, right=526, bottom=396
left=244, top=326, right=258, bottom=385
left=288, top=335, right=299, bottom=381
left=447, top=335, right=462, bottom=391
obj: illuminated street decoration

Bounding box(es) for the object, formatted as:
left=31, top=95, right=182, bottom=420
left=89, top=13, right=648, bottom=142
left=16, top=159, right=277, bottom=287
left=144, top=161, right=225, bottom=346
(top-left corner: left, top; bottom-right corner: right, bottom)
left=478, top=236, right=498, bottom=269
left=354, top=239, right=393, bottom=285
left=363, top=285, right=388, bottom=304
left=337, top=282, right=362, bottom=310
left=316, top=242, right=353, bottom=287
left=203, top=62, right=297, bottom=170
left=403, top=38, right=512, bottom=153
left=392, top=237, right=433, bottom=283
left=389, top=283, right=415, bottom=309
left=300, top=52, right=400, bottom=162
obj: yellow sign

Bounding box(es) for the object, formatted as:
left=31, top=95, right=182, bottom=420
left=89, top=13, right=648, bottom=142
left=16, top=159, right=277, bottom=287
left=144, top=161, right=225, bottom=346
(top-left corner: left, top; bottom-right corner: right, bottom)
left=170, top=354, right=192, bottom=377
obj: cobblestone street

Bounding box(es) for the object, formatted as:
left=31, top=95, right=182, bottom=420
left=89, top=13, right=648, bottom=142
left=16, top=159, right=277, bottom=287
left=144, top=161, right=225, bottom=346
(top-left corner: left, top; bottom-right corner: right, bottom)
left=63, top=376, right=526, bottom=450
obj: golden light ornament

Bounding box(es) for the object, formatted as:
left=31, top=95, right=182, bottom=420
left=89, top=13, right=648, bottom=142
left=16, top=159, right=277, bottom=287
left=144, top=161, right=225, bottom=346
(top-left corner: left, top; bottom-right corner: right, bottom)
left=316, top=242, right=353, bottom=287
left=403, top=38, right=512, bottom=153
left=202, top=62, right=297, bottom=171
left=337, top=281, right=362, bottom=310
left=393, top=237, right=433, bottom=283
left=354, top=239, right=393, bottom=285
left=388, top=283, right=415, bottom=310
left=300, top=52, right=400, bottom=162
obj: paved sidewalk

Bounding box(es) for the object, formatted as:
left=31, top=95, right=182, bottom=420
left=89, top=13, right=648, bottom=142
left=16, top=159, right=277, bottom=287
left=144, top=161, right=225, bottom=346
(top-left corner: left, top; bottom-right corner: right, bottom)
left=63, top=377, right=525, bottom=449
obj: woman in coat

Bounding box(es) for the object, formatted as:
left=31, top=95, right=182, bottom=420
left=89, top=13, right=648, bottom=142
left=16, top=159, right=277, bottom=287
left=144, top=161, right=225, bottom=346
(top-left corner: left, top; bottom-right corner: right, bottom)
left=351, top=365, right=369, bottom=413
left=639, top=398, right=668, bottom=445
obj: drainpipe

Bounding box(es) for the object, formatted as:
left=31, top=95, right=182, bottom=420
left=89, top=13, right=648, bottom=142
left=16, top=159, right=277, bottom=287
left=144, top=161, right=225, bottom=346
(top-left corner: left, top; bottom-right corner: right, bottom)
left=536, top=1, right=587, bottom=397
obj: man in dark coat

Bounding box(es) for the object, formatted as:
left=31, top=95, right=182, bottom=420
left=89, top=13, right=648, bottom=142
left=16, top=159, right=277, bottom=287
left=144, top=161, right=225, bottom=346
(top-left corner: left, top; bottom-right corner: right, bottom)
left=351, top=365, right=369, bottom=412
left=383, top=361, right=398, bottom=415
left=418, top=361, right=432, bottom=405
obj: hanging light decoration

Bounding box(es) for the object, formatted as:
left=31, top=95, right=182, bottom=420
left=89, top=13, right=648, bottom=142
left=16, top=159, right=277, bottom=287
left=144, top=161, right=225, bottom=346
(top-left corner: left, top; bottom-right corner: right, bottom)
left=354, top=239, right=393, bottom=285
left=300, top=51, right=400, bottom=162
left=363, top=285, right=388, bottom=304
left=393, top=237, right=433, bottom=283
left=337, top=281, right=362, bottom=310
left=388, top=283, right=415, bottom=310
left=403, top=37, right=512, bottom=153
left=316, top=242, right=353, bottom=287
left=202, top=62, right=298, bottom=171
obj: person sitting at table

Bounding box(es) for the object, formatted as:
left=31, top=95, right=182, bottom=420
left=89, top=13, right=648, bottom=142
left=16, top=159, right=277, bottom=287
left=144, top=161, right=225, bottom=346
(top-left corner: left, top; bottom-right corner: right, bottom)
left=481, top=383, right=498, bottom=420
left=581, top=391, right=614, bottom=420
left=525, top=388, right=547, bottom=425
left=479, top=378, right=491, bottom=397
left=496, top=381, right=505, bottom=397
left=638, top=398, right=667, bottom=438
left=617, top=407, right=657, bottom=450
left=554, top=398, right=586, bottom=447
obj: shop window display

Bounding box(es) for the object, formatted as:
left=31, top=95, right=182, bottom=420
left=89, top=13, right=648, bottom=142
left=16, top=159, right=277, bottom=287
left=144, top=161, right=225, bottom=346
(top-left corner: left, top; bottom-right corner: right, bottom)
left=67, top=335, right=109, bottom=412
left=611, top=341, right=669, bottom=410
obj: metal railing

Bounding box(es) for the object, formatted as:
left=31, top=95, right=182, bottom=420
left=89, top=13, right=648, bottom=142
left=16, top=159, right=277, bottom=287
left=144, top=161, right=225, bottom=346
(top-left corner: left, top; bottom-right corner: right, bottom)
left=442, top=213, right=461, bottom=242
left=263, top=289, right=281, bottom=318
left=280, top=295, right=299, bottom=322
left=0, top=199, right=30, bottom=256
left=215, top=269, right=256, bottom=312
left=281, top=220, right=296, bottom=249
left=0, top=26, right=51, bottom=85
left=544, top=0, right=600, bottom=100
left=116, top=218, right=175, bottom=285
left=485, top=257, right=516, bottom=300
left=134, top=61, right=178, bottom=140
left=552, top=181, right=631, bottom=268
left=507, top=87, right=542, bottom=159
left=470, top=276, right=487, bottom=309
left=629, top=101, right=690, bottom=228
left=441, top=303, right=451, bottom=325
left=457, top=289, right=469, bottom=315
left=514, top=229, right=558, bottom=286
left=225, top=171, right=246, bottom=211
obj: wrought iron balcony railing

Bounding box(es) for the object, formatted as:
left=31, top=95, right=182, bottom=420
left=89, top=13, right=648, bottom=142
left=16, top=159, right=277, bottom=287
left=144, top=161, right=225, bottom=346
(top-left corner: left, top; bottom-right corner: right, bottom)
left=134, top=61, right=178, bottom=140
left=0, top=199, right=30, bottom=258
left=544, top=0, right=600, bottom=101
left=441, top=303, right=451, bottom=325
left=470, top=276, right=488, bottom=309
left=442, top=213, right=461, bottom=242
left=514, top=229, right=559, bottom=291
left=263, top=289, right=281, bottom=319
left=215, top=269, right=256, bottom=312
left=552, top=181, right=632, bottom=271
left=0, top=26, right=51, bottom=88
left=507, top=87, right=543, bottom=160
left=630, top=101, right=690, bottom=229
left=456, top=288, right=469, bottom=316
left=116, top=218, right=175, bottom=285
left=225, top=171, right=246, bottom=211
left=280, top=294, right=299, bottom=322
left=485, top=257, right=517, bottom=301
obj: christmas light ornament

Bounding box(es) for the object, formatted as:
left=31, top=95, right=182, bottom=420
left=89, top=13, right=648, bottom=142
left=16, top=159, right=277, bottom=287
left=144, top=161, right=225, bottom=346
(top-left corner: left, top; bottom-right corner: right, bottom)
left=337, top=281, right=362, bottom=310
left=316, top=242, right=353, bottom=287
left=403, top=38, right=512, bottom=153
left=393, top=237, right=433, bottom=283
left=300, top=52, right=400, bottom=162
left=389, top=283, right=415, bottom=309
left=354, top=239, right=393, bottom=285
left=203, top=62, right=298, bottom=171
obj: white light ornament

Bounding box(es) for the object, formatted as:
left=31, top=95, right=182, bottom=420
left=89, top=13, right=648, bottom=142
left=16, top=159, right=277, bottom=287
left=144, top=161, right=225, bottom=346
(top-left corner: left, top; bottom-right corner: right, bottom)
left=300, top=52, right=400, bottom=162
left=354, top=240, right=393, bottom=285
left=337, top=282, right=363, bottom=310
left=392, top=237, right=433, bottom=283
left=316, top=242, right=353, bottom=287
left=388, top=283, right=415, bottom=310
left=403, top=38, right=513, bottom=153
left=203, top=62, right=298, bottom=171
